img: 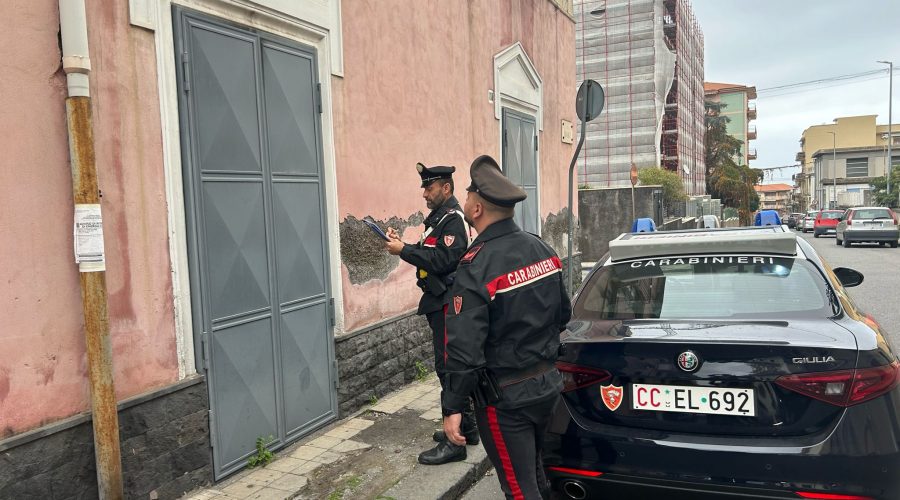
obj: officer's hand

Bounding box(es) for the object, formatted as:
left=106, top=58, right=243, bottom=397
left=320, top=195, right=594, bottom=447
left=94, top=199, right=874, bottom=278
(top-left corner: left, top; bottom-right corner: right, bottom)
left=385, top=227, right=399, bottom=239
left=443, top=413, right=465, bottom=446
left=385, top=238, right=404, bottom=255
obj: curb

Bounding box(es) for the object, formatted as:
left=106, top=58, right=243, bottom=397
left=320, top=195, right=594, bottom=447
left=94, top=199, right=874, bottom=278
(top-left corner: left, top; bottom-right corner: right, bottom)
left=379, top=444, right=492, bottom=500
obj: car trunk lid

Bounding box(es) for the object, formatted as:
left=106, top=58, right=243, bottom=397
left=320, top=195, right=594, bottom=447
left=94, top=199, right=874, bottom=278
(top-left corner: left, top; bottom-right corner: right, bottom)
left=558, top=319, right=857, bottom=437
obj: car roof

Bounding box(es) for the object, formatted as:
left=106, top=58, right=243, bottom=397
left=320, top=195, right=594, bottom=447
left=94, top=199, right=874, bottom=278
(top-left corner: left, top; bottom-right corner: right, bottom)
left=849, top=206, right=893, bottom=210
left=608, top=226, right=797, bottom=262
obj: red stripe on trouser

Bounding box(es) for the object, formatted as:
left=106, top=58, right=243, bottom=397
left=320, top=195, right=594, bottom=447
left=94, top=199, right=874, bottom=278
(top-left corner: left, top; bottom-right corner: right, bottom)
left=442, top=304, right=448, bottom=364
left=487, top=406, right=524, bottom=500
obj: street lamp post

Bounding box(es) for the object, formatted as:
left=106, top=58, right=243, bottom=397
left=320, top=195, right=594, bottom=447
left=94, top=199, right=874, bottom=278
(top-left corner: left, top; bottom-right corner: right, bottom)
left=877, top=60, right=893, bottom=203
left=827, top=131, right=837, bottom=209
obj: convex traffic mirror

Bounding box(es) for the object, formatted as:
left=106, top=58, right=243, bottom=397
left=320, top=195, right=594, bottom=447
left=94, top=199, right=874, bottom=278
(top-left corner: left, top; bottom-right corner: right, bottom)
left=576, top=79, right=605, bottom=123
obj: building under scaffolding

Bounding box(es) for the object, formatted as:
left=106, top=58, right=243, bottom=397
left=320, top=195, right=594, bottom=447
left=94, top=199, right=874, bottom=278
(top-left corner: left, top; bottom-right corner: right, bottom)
left=575, top=0, right=706, bottom=195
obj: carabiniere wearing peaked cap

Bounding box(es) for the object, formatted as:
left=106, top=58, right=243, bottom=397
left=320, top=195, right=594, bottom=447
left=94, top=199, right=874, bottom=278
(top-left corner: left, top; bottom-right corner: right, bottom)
left=465, top=155, right=527, bottom=207
left=417, top=162, right=456, bottom=188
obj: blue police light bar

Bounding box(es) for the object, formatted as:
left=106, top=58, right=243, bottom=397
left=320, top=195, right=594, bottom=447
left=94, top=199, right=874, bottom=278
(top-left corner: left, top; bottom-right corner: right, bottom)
left=608, top=227, right=798, bottom=262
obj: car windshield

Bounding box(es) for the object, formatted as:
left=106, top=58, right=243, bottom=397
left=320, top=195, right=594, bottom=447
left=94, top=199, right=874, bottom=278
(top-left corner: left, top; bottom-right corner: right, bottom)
left=853, top=208, right=892, bottom=219
left=575, top=256, right=832, bottom=320
left=819, top=211, right=842, bottom=220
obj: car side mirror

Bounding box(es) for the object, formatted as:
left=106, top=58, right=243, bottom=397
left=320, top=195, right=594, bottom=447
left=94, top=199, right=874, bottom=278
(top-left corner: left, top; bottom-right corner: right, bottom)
left=833, top=267, right=864, bottom=288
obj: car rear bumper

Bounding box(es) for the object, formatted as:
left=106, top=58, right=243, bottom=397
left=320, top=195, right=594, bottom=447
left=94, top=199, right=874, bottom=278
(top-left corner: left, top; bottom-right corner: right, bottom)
left=843, top=229, right=900, bottom=242
left=544, top=396, right=900, bottom=500
left=550, top=472, right=805, bottom=499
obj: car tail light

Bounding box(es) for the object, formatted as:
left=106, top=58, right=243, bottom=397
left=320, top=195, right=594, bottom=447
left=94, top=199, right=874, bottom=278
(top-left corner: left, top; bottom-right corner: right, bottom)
left=547, top=466, right=604, bottom=477
left=795, top=491, right=874, bottom=499
left=846, top=211, right=855, bottom=225
left=862, top=315, right=882, bottom=331
left=776, top=361, right=900, bottom=407
left=556, top=362, right=612, bottom=392
left=889, top=208, right=899, bottom=226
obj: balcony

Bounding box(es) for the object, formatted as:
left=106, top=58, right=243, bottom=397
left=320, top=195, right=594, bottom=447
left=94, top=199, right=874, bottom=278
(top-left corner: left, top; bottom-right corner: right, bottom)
left=748, top=148, right=758, bottom=160
left=748, top=125, right=757, bottom=140
left=747, top=102, right=757, bottom=120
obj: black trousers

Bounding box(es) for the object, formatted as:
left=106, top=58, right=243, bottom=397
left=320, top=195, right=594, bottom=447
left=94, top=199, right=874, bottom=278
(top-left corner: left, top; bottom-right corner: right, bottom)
left=476, top=394, right=560, bottom=500
left=425, top=308, right=447, bottom=380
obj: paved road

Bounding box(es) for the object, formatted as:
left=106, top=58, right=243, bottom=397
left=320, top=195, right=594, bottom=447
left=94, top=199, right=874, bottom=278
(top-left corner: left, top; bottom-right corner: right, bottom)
left=796, top=229, right=900, bottom=350
left=460, top=228, right=900, bottom=498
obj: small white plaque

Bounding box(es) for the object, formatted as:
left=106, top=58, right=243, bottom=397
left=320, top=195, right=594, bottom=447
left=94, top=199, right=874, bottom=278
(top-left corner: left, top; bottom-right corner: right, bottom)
left=129, top=0, right=157, bottom=31
left=561, top=120, right=574, bottom=144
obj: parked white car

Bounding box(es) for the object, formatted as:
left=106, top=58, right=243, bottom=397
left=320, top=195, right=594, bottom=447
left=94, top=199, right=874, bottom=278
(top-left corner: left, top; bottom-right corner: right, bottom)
left=835, top=207, right=899, bottom=248
left=697, top=214, right=721, bottom=229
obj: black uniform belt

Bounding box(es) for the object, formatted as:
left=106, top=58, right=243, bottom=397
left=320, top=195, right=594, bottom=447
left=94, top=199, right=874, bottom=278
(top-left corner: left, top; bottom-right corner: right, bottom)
left=496, top=361, right=556, bottom=388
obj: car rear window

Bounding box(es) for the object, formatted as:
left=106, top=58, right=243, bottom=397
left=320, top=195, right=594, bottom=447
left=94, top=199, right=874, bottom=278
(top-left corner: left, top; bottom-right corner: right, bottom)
left=819, top=211, right=842, bottom=220
left=852, top=208, right=892, bottom=220
left=576, top=257, right=831, bottom=320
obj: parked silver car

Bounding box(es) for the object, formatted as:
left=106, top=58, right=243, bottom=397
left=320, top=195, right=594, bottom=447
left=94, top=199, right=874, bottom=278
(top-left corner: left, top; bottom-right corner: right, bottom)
left=801, top=210, right=817, bottom=232
left=835, top=207, right=899, bottom=248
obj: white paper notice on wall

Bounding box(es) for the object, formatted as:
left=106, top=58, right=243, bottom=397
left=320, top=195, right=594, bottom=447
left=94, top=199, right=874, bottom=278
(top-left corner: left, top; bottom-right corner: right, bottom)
left=74, top=204, right=106, bottom=272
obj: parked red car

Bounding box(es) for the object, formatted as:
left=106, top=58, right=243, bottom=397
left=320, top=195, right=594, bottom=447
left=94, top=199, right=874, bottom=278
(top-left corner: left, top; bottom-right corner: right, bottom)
left=813, top=210, right=843, bottom=237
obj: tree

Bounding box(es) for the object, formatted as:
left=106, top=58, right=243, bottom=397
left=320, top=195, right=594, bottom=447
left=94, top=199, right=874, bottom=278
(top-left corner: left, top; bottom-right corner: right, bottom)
left=871, top=165, right=900, bottom=208
left=704, top=100, right=762, bottom=225
left=704, top=100, right=744, bottom=183
left=637, top=167, right=687, bottom=214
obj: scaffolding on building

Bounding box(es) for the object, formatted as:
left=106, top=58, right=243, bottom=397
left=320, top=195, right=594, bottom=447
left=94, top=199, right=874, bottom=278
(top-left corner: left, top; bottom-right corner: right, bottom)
left=575, top=0, right=706, bottom=195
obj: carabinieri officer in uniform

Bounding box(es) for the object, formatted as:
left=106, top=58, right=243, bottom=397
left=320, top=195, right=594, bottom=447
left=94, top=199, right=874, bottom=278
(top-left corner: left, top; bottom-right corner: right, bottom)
left=441, top=155, right=572, bottom=499
left=384, top=162, right=476, bottom=465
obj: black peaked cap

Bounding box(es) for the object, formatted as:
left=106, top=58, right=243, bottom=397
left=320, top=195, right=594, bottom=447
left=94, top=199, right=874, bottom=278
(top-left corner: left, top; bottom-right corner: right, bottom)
left=416, top=162, right=455, bottom=187
left=465, top=155, right=527, bottom=207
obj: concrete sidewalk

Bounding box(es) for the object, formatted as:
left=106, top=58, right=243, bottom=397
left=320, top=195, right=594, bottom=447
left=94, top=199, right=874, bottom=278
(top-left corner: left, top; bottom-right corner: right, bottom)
left=180, top=375, right=493, bottom=500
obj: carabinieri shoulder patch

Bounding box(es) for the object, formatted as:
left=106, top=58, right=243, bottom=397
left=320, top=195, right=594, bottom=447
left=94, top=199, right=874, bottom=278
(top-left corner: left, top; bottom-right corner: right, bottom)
left=460, top=243, right=484, bottom=264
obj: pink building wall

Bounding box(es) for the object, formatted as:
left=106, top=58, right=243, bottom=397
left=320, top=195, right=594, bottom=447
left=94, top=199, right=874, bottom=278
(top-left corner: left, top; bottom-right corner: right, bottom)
left=0, top=2, right=178, bottom=437
left=0, top=0, right=575, bottom=434
left=334, top=0, right=576, bottom=331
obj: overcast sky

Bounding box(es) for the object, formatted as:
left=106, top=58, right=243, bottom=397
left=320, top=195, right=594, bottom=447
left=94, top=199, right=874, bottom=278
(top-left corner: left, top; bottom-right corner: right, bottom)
left=692, top=0, right=900, bottom=184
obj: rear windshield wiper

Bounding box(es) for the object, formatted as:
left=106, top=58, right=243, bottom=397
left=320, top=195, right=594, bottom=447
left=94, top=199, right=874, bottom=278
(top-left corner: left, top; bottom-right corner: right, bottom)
left=872, top=216, right=892, bottom=220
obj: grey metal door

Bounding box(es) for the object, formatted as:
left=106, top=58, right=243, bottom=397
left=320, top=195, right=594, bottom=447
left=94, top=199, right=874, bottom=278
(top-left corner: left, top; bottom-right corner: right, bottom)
left=502, top=109, right=539, bottom=234
left=174, top=8, right=336, bottom=479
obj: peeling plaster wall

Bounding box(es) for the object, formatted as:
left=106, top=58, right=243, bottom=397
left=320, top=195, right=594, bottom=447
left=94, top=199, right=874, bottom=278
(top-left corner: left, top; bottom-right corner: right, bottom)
left=0, top=2, right=177, bottom=436
left=335, top=0, right=576, bottom=331
left=541, top=208, right=578, bottom=257
left=339, top=214, right=424, bottom=284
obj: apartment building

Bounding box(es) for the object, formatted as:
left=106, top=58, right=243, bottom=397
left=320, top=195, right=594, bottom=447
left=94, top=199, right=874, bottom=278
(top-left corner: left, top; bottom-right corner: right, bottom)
left=575, top=0, right=706, bottom=194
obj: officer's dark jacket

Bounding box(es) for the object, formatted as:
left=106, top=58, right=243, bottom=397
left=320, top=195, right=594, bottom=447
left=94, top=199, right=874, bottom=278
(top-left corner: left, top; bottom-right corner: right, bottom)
left=399, top=195, right=469, bottom=315
left=442, top=217, right=572, bottom=413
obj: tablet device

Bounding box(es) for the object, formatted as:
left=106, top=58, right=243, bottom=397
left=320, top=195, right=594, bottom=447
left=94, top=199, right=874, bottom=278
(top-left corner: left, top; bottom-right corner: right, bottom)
left=363, top=219, right=390, bottom=241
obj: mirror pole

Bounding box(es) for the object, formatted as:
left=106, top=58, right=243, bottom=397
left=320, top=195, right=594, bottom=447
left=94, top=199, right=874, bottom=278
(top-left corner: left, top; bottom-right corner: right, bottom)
left=568, top=96, right=590, bottom=295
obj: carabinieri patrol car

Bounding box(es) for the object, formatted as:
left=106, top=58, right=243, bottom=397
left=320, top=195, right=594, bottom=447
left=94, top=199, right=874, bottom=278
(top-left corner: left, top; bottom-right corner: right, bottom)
left=544, top=226, right=900, bottom=500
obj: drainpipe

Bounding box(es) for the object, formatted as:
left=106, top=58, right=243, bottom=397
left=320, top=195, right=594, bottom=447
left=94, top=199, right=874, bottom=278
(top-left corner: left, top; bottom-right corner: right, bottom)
left=59, top=1, right=124, bottom=498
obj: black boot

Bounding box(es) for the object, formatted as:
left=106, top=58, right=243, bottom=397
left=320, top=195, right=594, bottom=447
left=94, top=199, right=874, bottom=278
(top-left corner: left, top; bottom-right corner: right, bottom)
left=417, top=440, right=467, bottom=465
